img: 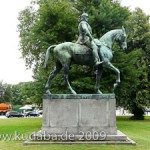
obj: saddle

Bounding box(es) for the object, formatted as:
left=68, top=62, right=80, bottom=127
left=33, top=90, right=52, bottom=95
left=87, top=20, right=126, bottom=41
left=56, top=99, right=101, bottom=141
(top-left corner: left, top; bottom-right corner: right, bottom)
left=74, top=44, right=92, bottom=55
left=74, top=38, right=102, bottom=55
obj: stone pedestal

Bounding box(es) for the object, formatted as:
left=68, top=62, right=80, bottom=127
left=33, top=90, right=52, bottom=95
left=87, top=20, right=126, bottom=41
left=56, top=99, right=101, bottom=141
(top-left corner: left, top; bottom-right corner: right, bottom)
left=29, top=94, right=136, bottom=145
left=42, top=94, right=116, bottom=136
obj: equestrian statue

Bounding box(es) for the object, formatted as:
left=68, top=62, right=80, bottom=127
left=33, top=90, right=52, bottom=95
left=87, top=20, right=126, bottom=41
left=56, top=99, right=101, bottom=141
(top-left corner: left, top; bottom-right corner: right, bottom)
left=44, top=12, right=127, bottom=94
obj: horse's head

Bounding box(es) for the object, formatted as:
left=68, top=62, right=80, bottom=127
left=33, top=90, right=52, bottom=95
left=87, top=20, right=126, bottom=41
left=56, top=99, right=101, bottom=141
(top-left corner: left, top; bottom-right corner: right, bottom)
left=115, top=26, right=127, bottom=50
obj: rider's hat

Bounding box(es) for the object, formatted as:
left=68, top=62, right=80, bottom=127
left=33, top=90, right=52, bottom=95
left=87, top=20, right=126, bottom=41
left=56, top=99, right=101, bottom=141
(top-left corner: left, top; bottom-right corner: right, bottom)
left=81, top=12, right=88, bottom=21
left=81, top=12, right=88, bottom=17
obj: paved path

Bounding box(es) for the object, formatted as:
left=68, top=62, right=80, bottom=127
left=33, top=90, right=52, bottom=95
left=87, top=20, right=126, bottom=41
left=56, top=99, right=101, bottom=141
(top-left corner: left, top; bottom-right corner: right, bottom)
left=0, top=116, right=7, bottom=118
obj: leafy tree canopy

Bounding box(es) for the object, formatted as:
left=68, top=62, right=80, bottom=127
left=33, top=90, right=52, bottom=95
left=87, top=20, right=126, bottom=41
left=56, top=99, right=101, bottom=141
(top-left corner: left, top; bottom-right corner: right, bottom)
left=115, top=8, right=150, bottom=119
left=0, top=82, right=12, bottom=104
left=17, top=0, right=149, bottom=119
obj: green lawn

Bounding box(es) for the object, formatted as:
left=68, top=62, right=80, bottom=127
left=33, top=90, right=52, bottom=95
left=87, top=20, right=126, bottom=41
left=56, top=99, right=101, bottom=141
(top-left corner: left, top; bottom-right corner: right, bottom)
left=0, top=116, right=149, bottom=150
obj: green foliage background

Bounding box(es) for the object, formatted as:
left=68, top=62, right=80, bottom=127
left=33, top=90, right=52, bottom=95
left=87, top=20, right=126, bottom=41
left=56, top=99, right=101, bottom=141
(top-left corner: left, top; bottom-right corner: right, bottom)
left=3, top=0, right=148, bottom=119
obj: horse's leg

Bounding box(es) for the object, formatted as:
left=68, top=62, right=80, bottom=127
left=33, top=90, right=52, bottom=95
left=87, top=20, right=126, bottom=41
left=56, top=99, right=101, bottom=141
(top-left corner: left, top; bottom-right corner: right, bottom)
left=95, top=68, right=103, bottom=94
left=45, top=62, right=62, bottom=94
left=106, top=62, right=120, bottom=89
left=63, top=63, right=77, bottom=95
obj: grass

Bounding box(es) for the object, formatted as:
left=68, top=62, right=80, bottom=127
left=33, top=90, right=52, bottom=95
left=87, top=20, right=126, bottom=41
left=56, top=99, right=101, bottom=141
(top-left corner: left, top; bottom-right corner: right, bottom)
left=0, top=116, right=149, bottom=150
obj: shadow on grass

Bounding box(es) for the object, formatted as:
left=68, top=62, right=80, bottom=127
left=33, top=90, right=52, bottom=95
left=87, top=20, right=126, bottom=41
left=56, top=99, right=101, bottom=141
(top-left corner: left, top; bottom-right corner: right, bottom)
left=117, top=116, right=150, bottom=122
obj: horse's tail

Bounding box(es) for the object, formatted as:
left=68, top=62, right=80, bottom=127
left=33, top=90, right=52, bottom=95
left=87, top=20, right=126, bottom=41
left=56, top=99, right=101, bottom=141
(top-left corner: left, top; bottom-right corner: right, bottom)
left=44, top=45, right=56, bottom=68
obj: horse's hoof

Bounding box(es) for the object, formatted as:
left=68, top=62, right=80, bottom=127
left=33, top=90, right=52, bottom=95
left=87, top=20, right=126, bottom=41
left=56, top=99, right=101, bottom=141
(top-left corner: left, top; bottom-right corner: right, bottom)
left=72, top=90, right=77, bottom=95
left=113, top=83, right=118, bottom=89
left=46, top=90, right=51, bottom=95
left=98, top=91, right=102, bottom=94
left=96, top=90, right=102, bottom=94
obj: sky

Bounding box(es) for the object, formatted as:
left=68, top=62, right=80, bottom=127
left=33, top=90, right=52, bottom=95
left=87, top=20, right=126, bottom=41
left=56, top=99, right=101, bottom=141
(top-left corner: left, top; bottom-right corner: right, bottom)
left=0, top=0, right=32, bottom=84
left=121, top=0, right=150, bottom=15
left=0, top=0, right=149, bottom=85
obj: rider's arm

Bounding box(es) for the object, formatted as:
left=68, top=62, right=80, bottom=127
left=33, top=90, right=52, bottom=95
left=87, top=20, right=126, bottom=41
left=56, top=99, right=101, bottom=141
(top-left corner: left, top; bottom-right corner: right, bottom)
left=81, top=23, right=94, bottom=41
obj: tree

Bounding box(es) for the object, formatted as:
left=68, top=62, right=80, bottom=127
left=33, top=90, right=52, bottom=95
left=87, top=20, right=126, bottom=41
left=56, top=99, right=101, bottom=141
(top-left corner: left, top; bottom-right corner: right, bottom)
left=18, top=0, right=129, bottom=94
left=18, top=0, right=78, bottom=72
left=17, top=0, right=150, bottom=120
left=11, top=81, right=43, bottom=107
left=18, top=0, right=79, bottom=94
left=115, top=8, right=150, bottom=119
left=0, top=82, right=12, bottom=103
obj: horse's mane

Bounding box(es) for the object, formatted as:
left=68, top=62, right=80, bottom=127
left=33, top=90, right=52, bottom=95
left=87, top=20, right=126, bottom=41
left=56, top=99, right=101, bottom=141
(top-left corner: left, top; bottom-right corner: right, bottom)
left=100, top=29, right=122, bottom=41
left=99, top=29, right=122, bottom=48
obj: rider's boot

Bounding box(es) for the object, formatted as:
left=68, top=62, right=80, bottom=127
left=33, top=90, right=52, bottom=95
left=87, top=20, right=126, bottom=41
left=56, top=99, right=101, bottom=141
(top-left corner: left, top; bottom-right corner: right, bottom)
left=95, top=61, right=102, bottom=66
left=92, top=49, right=103, bottom=67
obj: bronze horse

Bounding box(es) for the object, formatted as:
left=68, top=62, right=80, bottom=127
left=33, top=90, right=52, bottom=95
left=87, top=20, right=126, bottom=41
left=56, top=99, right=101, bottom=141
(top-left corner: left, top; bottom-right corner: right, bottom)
left=44, top=27, right=127, bottom=94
